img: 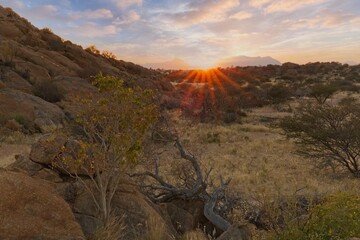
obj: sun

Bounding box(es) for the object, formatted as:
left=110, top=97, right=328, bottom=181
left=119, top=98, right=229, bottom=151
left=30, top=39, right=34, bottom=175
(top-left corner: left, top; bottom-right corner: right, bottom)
left=170, top=68, right=242, bottom=117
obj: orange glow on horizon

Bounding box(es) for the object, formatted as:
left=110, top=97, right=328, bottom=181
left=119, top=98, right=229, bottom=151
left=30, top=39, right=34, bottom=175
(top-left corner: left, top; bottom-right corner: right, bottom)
left=172, top=68, right=242, bottom=115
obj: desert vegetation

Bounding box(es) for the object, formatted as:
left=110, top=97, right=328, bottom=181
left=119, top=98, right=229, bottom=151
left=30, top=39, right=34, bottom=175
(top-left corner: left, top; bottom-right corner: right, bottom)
left=60, top=73, right=158, bottom=227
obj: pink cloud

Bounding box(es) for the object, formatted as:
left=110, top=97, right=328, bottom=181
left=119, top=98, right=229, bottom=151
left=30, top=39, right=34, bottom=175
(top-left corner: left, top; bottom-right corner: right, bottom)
left=67, top=23, right=119, bottom=38
left=230, top=11, right=253, bottom=20
left=163, top=0, right=240, bottom=27
left=113, top=10, right=140, bottom=25
left=72, top=8, right=114, bottom=19
left=249, top=0, right=272, bottom=8
left=284, top=10, right=357, bottom=30
left=265, top=0, right=327, bottom=13
left=112, top=0, right=143, bottom=9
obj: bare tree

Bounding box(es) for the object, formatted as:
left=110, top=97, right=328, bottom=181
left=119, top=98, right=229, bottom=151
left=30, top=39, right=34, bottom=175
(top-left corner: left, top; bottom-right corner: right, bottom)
left=132, top=136, right=233, bottom=232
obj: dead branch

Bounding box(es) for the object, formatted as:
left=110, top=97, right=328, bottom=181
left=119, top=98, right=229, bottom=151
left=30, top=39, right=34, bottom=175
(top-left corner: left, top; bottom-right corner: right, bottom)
left=131, top=137, right=232, bottom=232
left=204, top=178, right=232, bottom=231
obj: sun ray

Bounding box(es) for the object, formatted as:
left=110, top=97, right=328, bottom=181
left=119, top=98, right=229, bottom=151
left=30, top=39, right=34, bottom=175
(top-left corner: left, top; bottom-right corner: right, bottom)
left=170, top=67, right=250, bottom=120
left=213, top=68, right=242, bottom=89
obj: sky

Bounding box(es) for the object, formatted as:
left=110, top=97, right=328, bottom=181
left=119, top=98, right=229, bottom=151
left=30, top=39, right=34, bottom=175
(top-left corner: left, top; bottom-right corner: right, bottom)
left=1, top=0, right=360, bottom=68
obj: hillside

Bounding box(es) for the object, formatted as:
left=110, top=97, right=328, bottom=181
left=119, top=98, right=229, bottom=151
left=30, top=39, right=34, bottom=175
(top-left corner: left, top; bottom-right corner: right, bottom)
left=0, top=5, right=173, bottom=134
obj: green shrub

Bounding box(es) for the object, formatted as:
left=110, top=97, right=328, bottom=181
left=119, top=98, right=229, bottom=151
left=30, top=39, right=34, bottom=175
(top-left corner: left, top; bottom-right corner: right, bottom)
left=267, top=83, right=291, bottom=103
left=14, top=115, right=27, bottom=126
left=273, top=192, right=360, bottom=240
left=206, top=132, right=220, bottom=144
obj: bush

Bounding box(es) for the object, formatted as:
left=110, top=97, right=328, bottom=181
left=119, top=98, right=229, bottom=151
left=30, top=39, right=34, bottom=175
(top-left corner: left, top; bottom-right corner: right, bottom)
left=101, top=51, right=117, bottom=60
left=267, top=83, right=291, bottom=103
left=41, top=27, right=53, bottom=34
left=0, top=42, right=17, bottom=67
left=14, top=115, right=27, bottom=126
left=205, top=132, right=221, bottom=144
left=280, top=100, right=360, bottom=178
left=274, top=192, right=360, bottom=240
left=85, top=45, right=100, bottom=55
left=33, top=80, right=63, bottom=103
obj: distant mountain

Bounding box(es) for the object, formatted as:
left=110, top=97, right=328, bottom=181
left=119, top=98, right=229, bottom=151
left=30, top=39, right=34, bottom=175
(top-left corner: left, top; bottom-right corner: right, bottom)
left=217, top=55, right=281, bottom=67
left=143, top=58, right=194, bottom=70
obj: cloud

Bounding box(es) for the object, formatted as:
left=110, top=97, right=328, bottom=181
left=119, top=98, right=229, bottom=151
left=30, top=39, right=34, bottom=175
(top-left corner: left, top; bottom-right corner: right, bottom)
left=161, top=0, right=240, bottom=27
left=265, top=0, right=327, bottom=13
left=72, top=8, right=114, bottom=19
left=248, top=0, right=272, bottom=8
left=112, top=0, right=143, bottom=9
left=67, top=23, right=119, bottom=38
left=22, top=4, right=59, bottom=20
left=230, top=11, right=253, bottom=20
left=39, top=5, right=58, bottom=14
left=113, top=10, right=140, bottom=25
left=284, top=10, right=357, bottom=30
left=0, top=0, right=25, bottom=9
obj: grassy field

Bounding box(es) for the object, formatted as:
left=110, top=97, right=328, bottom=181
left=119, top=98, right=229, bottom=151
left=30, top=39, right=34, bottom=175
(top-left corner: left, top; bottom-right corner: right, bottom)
left=165, top=106, right=359, bottom=197
left=151, top=100, right=360, bottom=238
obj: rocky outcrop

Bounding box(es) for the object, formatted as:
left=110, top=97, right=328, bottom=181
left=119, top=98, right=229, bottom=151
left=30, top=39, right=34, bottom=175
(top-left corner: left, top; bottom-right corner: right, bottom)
left=0, top=169, right=85, bottom=239
left=0, top=5, right=173, bottom=93
left=16, top=135, right=178, bottom=239
left=0, top=69, right=32, bottom=93
left=72, top=176, right=177, bottom=239
left=0, top=88, right=65, bottom=133
left=29, top=134, right=91, bottom=175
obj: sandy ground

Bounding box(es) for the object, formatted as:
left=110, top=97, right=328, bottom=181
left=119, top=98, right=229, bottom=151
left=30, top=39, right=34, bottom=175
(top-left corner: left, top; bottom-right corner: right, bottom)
left=0, top=144, right=31, bottom=167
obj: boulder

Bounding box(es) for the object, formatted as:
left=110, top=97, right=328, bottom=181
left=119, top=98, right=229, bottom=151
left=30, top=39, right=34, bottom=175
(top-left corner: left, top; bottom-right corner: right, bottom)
left=30, top=134, right=89, bottom=175
left=0, top=21, right=23, bottom=39
left=0, top=88, right=65, bottom=133
left=164, top=202, right=195, bottom=234
left=0, top=169, right=85, bottom=239
left=6, top=154, right=43, bottom=175
left=4, top=119, right=22, bottom=131
left=1, top=70, right=32, bottom=93
left=0, top=144, right=31, bottom=168
left=73, top=176, right=177, bottom=239
left=30, top=134, right=67, bottom=165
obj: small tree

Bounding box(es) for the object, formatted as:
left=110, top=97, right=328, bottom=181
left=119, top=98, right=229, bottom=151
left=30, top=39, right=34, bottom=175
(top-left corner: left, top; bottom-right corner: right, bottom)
left=309, top=83, right=337, bottom=104
left=85, top=45, right=101, bottom=55
left=102, top=50, right=117, bottom=60
left=280, top=99, right=360, bottom=178
left=65, top=73, right=158, bottom=225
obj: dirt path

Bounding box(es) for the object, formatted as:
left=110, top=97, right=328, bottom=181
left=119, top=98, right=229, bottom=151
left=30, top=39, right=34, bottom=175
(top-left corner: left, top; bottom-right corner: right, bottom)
left=0, top=144, right=31, bottom=168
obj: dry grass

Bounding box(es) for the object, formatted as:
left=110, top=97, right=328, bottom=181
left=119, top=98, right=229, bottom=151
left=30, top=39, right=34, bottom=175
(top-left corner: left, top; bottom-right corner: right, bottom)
left=90, top=214, right=126, bottom=240
left=166, top=115, right=358, bottom=199
left=152, top=106, right=360, bottom=238
left=142, top=215, right=176, bottom=240
left=0, top=130, right=41, bottom=145
left=0, top=130, right=40, bottom=168
left=180, top=229, right=208, bottom=240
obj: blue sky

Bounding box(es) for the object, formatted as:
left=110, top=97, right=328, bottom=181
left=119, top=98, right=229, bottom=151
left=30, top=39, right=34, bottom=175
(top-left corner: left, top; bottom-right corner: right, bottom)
left=1, top=0, right=359, bottom=68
